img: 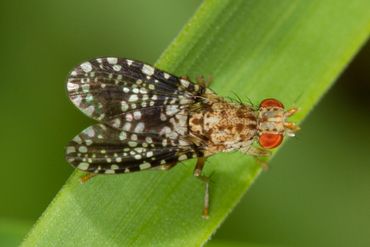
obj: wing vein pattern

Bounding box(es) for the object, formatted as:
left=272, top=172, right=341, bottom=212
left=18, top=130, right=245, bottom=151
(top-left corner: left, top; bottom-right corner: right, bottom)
left=65, top=57, right=204, bottom=174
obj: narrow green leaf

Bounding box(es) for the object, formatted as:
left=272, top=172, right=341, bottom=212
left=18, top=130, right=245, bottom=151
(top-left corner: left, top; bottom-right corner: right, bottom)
left=206, top=240, right=278, bottom=247
left=22, top=0, right=369, bottom=246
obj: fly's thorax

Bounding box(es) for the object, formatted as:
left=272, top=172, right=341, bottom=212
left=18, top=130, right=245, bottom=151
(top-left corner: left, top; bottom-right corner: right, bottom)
left=189, top=99, right=258, bottom=154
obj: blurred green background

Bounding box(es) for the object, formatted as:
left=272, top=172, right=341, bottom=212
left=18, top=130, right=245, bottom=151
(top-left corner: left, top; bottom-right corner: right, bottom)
left=0, top=1, right=369, bottom=246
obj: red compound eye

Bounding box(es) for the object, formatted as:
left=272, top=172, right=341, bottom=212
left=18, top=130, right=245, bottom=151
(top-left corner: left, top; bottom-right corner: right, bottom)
left=260, top=98, right=284, bottom=109
left=259, top=133, right=284, bottom=149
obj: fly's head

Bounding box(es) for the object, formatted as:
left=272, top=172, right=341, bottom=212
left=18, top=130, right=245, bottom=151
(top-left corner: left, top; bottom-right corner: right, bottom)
left=257, top=98, right=300, bottom=149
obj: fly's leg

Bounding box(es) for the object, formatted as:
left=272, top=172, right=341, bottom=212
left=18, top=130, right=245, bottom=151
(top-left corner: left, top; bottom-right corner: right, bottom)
left=158, top=162, right=177, bottom=170
left=193, top=156, right=210, bottom=219
left=255, top=157, right=270, bottom=171
left=180, top=75, right=213, bottom=88
left=80, top=173, right=97, bottom=184
left=245, top=146, right=271, bottom=171
left=81, top=162, right=177, bottom=183
left=196, top=75, right=213, bottom=88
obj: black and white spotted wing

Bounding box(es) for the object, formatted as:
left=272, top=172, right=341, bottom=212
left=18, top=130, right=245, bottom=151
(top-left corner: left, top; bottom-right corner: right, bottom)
left=65, top=124, right=197, bottom=174
left=66, top=57, right=204, bottom=173
left=67, top=57, right=203, bottom=131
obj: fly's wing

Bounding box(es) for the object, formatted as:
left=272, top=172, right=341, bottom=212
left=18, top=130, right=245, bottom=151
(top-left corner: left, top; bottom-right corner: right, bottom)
left=66, top=57, right=204, bottom=173
left=66, top=57, right=203, bottom=134
left=66, top=124, right=197, bottom=174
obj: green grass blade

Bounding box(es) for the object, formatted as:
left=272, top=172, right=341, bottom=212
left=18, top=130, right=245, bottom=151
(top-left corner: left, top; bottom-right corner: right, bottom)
left=22, top=0, right=370, bottom=246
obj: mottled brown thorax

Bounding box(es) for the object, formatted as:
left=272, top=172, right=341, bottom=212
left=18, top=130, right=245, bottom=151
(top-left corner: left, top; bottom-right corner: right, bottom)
left=189, top=96, right=258, bottom=156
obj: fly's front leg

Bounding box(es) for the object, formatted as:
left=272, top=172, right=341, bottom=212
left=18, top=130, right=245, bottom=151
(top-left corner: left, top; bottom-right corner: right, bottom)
left=245, top=146, right=271, bottom=171
left=193, top=156, right=210, bottom=219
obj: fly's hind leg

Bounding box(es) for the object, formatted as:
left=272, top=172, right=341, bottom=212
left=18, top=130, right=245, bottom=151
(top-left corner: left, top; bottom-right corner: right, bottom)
left=159, top=162, right=177, bottom=171
left=80, top=172, right=97, bottom=184
left=193, top=156, right=210, bottom=219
